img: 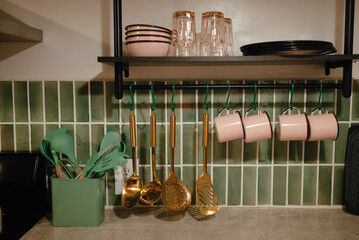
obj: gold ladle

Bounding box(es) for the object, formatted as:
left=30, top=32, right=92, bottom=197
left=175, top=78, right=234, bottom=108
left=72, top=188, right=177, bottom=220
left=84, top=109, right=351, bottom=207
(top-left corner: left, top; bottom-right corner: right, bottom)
left=122, top=111, right=143, bottom=208
left=140, top=111, right=162, bottom=204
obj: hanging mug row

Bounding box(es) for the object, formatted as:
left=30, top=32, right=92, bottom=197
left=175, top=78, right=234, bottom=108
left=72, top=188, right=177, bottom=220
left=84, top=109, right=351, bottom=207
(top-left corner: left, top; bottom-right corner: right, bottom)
left=214, top=105, right=338, bottom=143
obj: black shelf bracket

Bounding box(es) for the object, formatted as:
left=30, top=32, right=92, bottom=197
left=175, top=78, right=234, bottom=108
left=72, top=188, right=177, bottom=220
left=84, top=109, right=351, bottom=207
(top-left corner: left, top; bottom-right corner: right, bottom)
left=111, top=0, right=355, bottom=100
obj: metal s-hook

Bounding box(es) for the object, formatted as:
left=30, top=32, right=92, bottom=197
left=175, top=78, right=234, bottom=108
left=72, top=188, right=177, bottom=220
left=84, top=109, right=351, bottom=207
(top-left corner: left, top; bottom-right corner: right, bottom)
left=226, top=83, right=231, bottom=110
left=289, top=82, right=294, bottom=110
left=204, top=83, right=211, bottom=111
left=318, top=82, right=323, bottom=110
left=128, top=84, right=135, bottom=112
left=171, top=84, right=176, bottom=112
left=149, top=84, right=156, bottom=112
left=252, top=83, right=258, bottom=110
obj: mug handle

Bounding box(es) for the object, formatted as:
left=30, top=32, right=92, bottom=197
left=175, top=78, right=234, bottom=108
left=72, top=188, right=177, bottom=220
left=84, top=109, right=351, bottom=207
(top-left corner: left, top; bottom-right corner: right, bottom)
left=217, top=107, right=239, bottom=117
left=310, top=107, right=328, bottom=116
left=245, top=107, right=261, bottom=117
left=282, top=106, right=301, bottom=115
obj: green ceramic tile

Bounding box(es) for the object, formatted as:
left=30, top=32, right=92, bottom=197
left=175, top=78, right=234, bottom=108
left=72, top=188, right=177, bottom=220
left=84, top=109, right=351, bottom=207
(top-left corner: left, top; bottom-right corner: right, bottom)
left=333, top=166, right=344, bottom=205
left=228, top=167, right=241, bottom=205
left=322, top=84, right=335, bottom=112
left=274, top=130, right=287, bottom=164
left=258, top=86, right=274, bottom=121
left=166, top=86, right=181, bottom=121
left=137, top=124, right=150, bottom=165
left=31, top=124, right=44, bottom=151
left=197, top=85, right=213, bottom=123
left=243, top=141, right=257, bottom=164
left=91, top=124, right=104, bottom=152
left=45, top=124, right=59, bottom=134
left=14, top=82, right=28, bottom=122
left=0, top=81, right=13, bottom=122
left=303, top=166, right=317, bottom=205
left=29, top=82, right=43, bottom=122
left=139, top=166, right=151, bottom=185
left=60, top=82, right=74, bottom=122
left=213, top=140, right=226, bottom=164
left=90, top=81, right=104, bottom=122
left=152, top=87, right=166, bottom=123
left=318, top=166, right=332, bottom=205
left=1, top=125, right=14, bottom=151
left=198, top=122, right=213, bottom=165
left=319, top=140, right=333, bottom=164
left=107, top=171, right=119, bottom=206
left=213, top=167, right=226, bottom=205
left=288, top=166, right=302, bottom=205
left=243, top=166, right=256, bottom=205
left=183, top=87, right=196, bottom=122
left=183, top=166, right=196, bottom=204
left=258, top=139, right=272, bottom=164
left=75, top=81, right=89, bottom=122
left=305, top=81, right=321, bottom=112
left=120, top=124, right=131, bottom=161
left=335, top=123, right=349, bottom=163
left=258, top=166, right=271, bottom=205
left=183, top=124, right=196, bottom=164
left=105, top=82, right=119, bottom=123
left=167, top=125, right=181, bottom=165
left=273, top=166, right=286, bottom=205
left=213, top=87, right=227, bottom=121
left=291, top=81, right=305, bottom=110
left=136, top=84, right=150, bottom=123
left=106, top=125, right=119, bottom=133
left=76, top=124, right=90, bottom=164
left=244, top=82, right=255, bottom=111
left=155, top=166, right=166, bottom=185
left=336, top=88, right=350, bottom=121
left=351, top=80, right=359, bottom=120
left=289, top=141, right=303, bottom=164
left=156, top=124, right=166, bottom=165
left=228, top=139, right=242, bottom=164
left=45, top=81, right=58, bottom=122
left=16, top=124, right=29, bottom=151
left=60, top=124, right=74, bottom=139
left=274, top=86, right=289, bottom=120
left=304, top=141, right=318, bottom=164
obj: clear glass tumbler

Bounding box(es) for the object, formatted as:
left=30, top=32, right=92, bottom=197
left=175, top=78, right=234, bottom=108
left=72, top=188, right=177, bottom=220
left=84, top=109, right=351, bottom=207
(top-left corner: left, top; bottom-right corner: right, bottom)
left=224, top=18, right=234, bottom=56
left=171, top=11, right=197, bottom=56
left=200, top=11, right=226, bottom=56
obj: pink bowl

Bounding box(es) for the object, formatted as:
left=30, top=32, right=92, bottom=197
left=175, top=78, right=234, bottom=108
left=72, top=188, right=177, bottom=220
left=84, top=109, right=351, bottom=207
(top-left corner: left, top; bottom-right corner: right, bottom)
left=126, top=30, right=172, bottom=38
left=125, top=24, right=171, bottom=33
left=126, top=40, right=171, bottom=57
left=125, top=34, right=171, bottom=42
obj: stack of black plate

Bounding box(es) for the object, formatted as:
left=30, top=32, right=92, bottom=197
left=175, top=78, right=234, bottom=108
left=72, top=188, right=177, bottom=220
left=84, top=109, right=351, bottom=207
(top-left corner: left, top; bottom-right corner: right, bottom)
left=240, top=40, right=336, bottom=56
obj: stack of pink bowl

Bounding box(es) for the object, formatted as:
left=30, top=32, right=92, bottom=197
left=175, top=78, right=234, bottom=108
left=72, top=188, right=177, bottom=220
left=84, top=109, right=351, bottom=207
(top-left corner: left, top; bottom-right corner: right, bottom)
left=125, top=24, right=172, bottom=57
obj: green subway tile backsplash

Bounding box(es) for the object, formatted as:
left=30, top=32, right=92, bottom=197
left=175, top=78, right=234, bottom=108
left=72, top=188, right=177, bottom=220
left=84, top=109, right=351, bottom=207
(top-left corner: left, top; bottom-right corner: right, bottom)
left=0, top=80, right=353, bottom=207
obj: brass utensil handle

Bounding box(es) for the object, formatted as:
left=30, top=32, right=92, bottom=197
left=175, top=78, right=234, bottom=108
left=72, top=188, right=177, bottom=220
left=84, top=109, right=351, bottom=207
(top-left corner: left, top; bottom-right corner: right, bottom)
left=130, top=114, right=136, bottom=148
left=203, top=112, right=209, bottom=148
left=170, top=114, right=176, bottom=148
left=151, top=114, right=156, bottom=148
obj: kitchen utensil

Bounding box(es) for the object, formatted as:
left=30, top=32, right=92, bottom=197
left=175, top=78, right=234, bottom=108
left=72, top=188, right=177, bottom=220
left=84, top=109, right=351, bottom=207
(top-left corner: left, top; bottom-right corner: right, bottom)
left=140, top=112, right=162, bottom=204
left=79, top=152, right=98, bottom=179
left=50, top=133, right=82, bottom=175
left=99, top=131, right=125, bottom=153
left=242, top=107, right=272, bottom=143
left=122, top=112, right=143, bottom=208
left=278, top=107, right=308, bottom=141
left=214, top=107, right=244, bottom=143
left=87, top=150, right=119, bottom=179
left=162, top=111, right=191, bottom=213
left=51, top=151, right=69, bottom=179
left=307, top=107, right=338, bottom=141
left=40, top=139, right=68, bottom=179
left=196, top=111, right=219, bottom=215
left=45, top=127, right=67, bottom=141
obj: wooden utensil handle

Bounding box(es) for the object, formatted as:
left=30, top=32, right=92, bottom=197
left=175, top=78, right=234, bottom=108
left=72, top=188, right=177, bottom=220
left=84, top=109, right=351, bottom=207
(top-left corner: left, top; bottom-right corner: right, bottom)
left=203, top=112, right=209, bottom=148
left=151, top=114, right=156, bottom=148
left=170, top=114, right=176, bottom=148
left=130, top=114, right=136, bottom=148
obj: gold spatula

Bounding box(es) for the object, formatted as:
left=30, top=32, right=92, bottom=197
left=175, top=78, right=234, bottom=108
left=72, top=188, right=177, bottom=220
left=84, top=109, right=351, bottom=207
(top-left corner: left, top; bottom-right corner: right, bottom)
left=196, top=110, right=219, bottom=215
left=161, top=111, right=191, bottom=214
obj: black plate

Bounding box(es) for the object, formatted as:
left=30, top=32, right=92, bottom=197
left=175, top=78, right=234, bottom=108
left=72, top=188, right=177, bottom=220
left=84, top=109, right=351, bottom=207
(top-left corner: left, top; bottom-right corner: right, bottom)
left=240, top=40, right=336, bottom=56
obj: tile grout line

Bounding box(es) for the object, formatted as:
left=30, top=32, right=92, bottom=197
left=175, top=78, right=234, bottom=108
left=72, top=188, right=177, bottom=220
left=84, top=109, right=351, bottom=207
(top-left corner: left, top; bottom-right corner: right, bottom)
left=27, top=81, right=32, bottom=152
left=331, top=80, right=338, bottom=205
left=72, top=81, right=78, bottom=160
left=136, top=163, right=345, bottom=167
left=256, top=80, right=260, bottom=206
left=271, top=80, right=276, bottom=205
left=88, top=81, right=93, bottom=155
left=42, top=81, right=46, bottom=142
left=301, top=80, right=307, bottom=206
left=195, top=80, right=199, bottom=206
left=57, top=81, right=61, bottom=130
left=12, top=81, right=16, bottom=152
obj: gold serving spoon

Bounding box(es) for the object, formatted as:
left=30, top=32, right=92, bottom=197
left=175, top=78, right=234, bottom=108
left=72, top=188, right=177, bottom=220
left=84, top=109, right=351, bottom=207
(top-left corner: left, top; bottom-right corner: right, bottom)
left=122, top=111, right=143, bottom=208
left=140, top=111, right=162, bottom=204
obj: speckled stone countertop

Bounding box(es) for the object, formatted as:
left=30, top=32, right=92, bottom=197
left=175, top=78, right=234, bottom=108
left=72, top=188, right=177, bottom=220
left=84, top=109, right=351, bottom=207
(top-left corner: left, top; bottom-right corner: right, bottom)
left=21, top=207, right=359, bottom=240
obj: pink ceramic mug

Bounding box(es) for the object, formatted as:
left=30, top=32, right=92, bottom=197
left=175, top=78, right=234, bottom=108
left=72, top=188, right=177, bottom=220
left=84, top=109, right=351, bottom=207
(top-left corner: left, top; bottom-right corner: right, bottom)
left=242, top=107, right=272, bottom=143
left=278, top=107, right=308, bottom=141
left=214, top=107, right=244, bottom=143
left=307, top=107, right=338, bottom=141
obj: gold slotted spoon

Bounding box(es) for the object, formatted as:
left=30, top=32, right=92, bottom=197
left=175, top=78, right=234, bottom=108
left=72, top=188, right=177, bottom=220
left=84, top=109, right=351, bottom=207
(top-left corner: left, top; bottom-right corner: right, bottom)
left=140, top=111, right=162, bottom=204
left=161, top=110, right=191, bottom=214
left=122, top=111, right=143, bottom=208
left=196, top=110, right=219, bottom=215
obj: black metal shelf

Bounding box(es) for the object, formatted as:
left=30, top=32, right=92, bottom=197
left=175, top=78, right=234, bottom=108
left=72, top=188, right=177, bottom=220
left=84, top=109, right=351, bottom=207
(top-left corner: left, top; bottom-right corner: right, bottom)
left=99, top=0, right=356, bottom=100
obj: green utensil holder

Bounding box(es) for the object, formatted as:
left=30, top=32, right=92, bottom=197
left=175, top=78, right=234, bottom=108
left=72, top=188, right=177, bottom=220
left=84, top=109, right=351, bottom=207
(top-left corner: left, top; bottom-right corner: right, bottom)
left=51, top=175, right=105, bottom=227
